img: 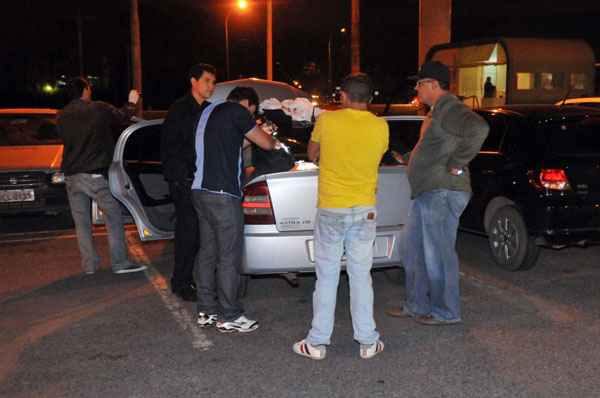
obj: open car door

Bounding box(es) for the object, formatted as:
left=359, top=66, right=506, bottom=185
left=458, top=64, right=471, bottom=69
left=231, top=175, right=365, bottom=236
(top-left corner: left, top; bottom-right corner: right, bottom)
left=109, top=119, right=175, bottom=241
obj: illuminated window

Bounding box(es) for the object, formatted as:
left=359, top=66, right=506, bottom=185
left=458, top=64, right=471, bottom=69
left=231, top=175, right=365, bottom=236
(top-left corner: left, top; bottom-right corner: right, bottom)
left=540, top=73, right=555, bottom=90
left=516, top=73, right=534, bottom=90
left=570, top=73, right=586, bottom=90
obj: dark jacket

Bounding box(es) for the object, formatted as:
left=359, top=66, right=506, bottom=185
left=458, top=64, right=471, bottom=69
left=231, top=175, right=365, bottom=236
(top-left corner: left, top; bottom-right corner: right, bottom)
left=406, top=93, right=489, bottom=199
left=57, top=99, right=136, bottom=176
left=160, top=94, right=209, bottom=182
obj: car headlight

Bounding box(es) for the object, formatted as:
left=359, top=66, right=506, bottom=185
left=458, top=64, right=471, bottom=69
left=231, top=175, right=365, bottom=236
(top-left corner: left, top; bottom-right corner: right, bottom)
left=51, top=172, right=65, bottom=184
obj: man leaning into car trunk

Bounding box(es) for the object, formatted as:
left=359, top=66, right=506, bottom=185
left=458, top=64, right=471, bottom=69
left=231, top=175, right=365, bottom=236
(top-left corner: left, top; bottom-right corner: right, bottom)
left=386, top=61, right=488, bottom=325
left=191, top=87, right=278, bottom=333
left=293, top=73, right=388, bottom=360
left=57, top=77, right=146, bottom=275
left=161, top=63, right=217, bottom=302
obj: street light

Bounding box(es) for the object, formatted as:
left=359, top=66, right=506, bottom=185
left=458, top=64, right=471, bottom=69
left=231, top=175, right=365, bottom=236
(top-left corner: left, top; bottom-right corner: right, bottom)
left=225, top=0, right=249, bottom=80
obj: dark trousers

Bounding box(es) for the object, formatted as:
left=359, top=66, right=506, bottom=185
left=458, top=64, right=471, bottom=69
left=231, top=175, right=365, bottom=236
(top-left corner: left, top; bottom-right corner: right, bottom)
left=192, top=190, right=244, bottom=321
left=169, top=181, right=199, bottom=289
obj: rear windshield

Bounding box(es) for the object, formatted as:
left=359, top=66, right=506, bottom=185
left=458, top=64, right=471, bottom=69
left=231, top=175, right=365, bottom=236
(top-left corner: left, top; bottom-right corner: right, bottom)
left=548, top=117, right=600, bottom=156
left=388, top=119, right=421, bottom=154
left=0, top=115, right=62, bottom=146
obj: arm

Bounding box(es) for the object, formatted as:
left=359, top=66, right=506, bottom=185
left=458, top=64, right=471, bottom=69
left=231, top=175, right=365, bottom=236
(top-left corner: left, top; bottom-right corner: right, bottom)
left=106, top=90, right=139, bottom=124
left=160, top=103, right=187, bottom=181
left=307, top=140, right=320, bottom=163
left=443, top=106, right=489, bottom=171
left=245, top=125, right=277, bottom=150
left=307, top=113, right=326, bottom=163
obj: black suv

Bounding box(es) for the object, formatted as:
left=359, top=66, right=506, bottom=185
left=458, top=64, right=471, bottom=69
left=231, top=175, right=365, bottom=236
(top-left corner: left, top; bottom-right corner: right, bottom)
left=462, top=105, right=600, bottom=270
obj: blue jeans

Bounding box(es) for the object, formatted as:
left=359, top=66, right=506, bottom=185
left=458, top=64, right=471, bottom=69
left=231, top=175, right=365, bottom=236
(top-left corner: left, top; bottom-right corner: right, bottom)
left=307, top=207, right=380, bottom=346
left=192, top=190, right=244, bottom=322
left=65, top=173, right=132, bottom=273
left=403, top=189, right=470, bottom=322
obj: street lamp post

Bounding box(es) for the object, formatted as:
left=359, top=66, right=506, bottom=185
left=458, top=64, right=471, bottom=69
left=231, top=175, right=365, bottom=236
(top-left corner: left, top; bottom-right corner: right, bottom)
left=266, top=0, right=273, bottom=80
left=225, top=0, right=248, bottom=80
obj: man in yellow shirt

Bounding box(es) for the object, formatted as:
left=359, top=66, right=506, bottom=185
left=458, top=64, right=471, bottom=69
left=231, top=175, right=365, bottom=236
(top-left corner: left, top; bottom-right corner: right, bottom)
left=293, top=74, right=388, bottom=360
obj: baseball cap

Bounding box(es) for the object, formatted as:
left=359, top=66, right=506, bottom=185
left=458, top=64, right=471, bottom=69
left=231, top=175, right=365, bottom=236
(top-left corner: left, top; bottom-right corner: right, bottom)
left=409, top=61, right=450, bottom=84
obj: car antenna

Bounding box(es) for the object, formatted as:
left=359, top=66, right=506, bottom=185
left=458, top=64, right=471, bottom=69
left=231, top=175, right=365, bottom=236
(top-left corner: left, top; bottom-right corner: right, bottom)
left=559, top=84, right=573, bottom=107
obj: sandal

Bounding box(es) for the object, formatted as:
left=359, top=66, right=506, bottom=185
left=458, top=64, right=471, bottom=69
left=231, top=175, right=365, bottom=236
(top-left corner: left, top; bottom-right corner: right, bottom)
left=360, top=340, right=384, bottom=359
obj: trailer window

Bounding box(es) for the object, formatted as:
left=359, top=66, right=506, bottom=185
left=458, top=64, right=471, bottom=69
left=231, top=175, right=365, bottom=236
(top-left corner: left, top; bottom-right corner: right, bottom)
left=540, top=73, right=556, bottom=90
left=516, top=73, right=534, bottom=90
left=570, top=73, right=586, bottom=90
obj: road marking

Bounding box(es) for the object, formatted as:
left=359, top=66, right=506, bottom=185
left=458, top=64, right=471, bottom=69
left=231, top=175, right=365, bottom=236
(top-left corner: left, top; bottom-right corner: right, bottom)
left=126, top=234, right=213, bottom=351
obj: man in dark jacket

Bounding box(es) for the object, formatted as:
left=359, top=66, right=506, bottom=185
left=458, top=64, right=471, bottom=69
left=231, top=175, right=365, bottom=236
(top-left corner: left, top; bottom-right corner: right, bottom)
left=58, top=77, right=146, bottom=275
left=160, top=63, right=217, bottom=301
left=386, top=61, right=489, bottom=325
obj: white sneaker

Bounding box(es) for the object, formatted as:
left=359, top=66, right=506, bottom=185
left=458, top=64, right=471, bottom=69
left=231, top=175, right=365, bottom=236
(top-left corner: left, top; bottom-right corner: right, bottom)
left=197, top=312, right=218, bottom=327
left=216, top=315, right=259, bottom=333
left=292, top=339, right=326, bottom=360
left=360, top=340, right=384, bottom=359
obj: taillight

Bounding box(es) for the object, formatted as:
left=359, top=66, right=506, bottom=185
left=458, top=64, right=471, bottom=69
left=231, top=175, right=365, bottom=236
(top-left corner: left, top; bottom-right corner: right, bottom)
left=243, top=181, right=275, bottom=225
left=539, top=169, right=571, bottom=190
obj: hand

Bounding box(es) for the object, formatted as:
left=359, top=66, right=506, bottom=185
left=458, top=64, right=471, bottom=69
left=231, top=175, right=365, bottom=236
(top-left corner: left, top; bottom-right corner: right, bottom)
left=128, top=89, right=140, bottom=104
left=391, top=150, right=406, bottom=164
left=273, top=139, right=282, bottom=150
left=449, top=168, right=463, bottom=176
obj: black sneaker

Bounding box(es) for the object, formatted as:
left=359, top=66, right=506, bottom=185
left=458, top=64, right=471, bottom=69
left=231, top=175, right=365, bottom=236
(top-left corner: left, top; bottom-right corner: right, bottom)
left=172, top=284, right=197, bottom=302
left=113, top=264, right=147, bottom=274
left=197, top=312, right=218, bottom=327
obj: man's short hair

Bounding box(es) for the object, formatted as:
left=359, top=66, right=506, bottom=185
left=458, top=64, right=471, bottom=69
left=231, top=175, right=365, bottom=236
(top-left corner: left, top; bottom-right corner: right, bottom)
left=188, top=63, right=217, bottom=81
left=66, top=77, right=89, bottom=101
left=341, top=73, right=373, bottom=103
left=226, top=86, right=259, bottom=108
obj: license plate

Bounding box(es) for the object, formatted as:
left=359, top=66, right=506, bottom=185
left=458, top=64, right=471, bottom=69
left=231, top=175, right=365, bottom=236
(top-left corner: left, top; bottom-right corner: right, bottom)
left=0, top=189, right=35, bottom=203
left=307, top=235, right=392, bottom=263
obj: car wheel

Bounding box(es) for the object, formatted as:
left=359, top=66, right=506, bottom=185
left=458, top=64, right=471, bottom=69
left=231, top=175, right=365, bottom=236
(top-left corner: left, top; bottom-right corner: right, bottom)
left=487, top=206, right=540, bottom=271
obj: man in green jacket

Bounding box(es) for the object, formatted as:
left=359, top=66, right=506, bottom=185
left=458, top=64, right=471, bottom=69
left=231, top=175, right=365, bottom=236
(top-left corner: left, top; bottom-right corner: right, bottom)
left=387, top=61, right=489, bottom=325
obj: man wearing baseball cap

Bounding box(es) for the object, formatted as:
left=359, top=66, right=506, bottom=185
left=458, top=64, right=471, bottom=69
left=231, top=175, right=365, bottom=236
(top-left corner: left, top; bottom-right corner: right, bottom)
left=386, top=61, right=489, bottom=325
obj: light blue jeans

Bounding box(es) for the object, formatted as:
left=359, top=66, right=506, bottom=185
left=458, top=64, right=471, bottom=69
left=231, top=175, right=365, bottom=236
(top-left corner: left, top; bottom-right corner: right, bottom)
left=403, top=189, right=471, bottom=322
left=65, top=173, right=132, bottom=273
left=307, top=207, right=380, bottom=346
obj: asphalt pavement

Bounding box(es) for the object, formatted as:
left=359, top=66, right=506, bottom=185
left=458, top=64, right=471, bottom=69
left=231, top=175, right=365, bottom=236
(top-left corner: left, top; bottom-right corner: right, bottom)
left=1, top=217, right=600, bottom=398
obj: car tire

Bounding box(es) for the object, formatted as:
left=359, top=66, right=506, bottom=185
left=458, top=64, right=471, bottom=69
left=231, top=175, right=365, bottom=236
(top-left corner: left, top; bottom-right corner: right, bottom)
left=487, top=205, right=540, bottom=271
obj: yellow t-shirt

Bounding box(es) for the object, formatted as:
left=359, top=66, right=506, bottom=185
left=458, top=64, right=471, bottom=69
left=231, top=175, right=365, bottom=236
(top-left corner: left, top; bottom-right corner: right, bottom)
left=311, top=108, right=389, bottom=208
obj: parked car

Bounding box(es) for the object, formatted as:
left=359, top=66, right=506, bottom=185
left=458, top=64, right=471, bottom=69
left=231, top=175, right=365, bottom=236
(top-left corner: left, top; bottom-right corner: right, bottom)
left=0, top=108, right=69, bottom=216
left=0, top=107, right=155, bottom=219
left=210, top=78, right=309, bottom=103
left=464, top=105, right=600, bottom=270
left=555, top=97, right=600, bottom=109
left=105, top=115, right=423, bottom=276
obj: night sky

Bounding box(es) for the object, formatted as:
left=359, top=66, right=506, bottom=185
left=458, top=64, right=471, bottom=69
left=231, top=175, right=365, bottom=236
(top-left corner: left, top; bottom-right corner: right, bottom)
left=2, top=0, right=600, bottom=108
